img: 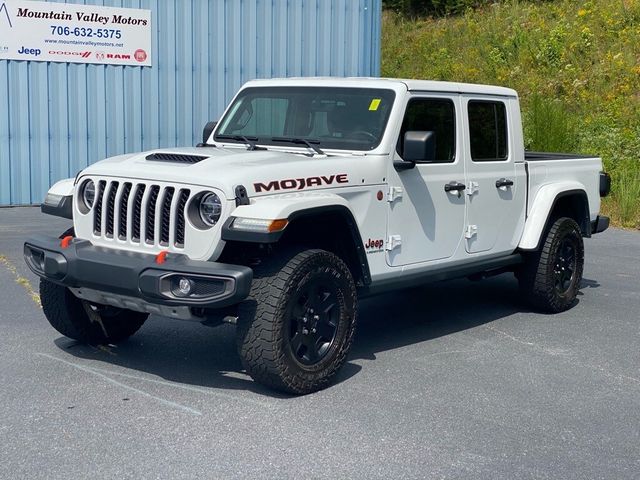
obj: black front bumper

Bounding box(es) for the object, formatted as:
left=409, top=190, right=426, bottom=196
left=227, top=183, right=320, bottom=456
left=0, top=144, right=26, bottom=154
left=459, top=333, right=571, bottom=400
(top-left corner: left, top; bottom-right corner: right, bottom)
left=24, top=235, right=253, bottom=309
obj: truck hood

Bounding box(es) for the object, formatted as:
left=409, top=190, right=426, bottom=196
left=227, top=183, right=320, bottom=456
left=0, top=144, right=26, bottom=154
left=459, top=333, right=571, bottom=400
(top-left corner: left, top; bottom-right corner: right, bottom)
left=81, top=146, right=379, bottom=199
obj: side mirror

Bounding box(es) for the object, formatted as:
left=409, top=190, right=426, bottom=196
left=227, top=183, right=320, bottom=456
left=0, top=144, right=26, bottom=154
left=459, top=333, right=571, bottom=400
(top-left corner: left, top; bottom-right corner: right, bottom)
left=403, top=131, right=436, bottom=163
left=198, top=121, right=218, bottom=146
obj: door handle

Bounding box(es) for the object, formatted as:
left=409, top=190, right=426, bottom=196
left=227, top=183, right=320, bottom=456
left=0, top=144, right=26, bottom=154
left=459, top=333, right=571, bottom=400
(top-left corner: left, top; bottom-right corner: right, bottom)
left=496, top=178, right=514, bottom=188
left=444, top=181, right=466, bottom=193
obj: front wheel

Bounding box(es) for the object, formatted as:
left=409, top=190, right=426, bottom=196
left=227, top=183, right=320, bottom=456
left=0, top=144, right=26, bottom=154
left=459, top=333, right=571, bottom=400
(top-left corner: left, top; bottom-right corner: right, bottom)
left=236, top=249, right=357, bottom=395
left=518, top=217, right=584, bottom=313
left=40, top=280, right=148, bottom=344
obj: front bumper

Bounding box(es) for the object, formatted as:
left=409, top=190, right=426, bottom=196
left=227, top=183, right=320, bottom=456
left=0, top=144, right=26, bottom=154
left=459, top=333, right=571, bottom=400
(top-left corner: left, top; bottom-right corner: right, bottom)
left=24, top=235, right=252, bottom=309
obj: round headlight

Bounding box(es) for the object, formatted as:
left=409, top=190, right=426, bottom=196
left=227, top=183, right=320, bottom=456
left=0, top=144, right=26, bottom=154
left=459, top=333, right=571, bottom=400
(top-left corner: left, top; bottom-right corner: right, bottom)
left=81, top=180, right=96, bottom=209
left=199, top=192, right=222, bottom=226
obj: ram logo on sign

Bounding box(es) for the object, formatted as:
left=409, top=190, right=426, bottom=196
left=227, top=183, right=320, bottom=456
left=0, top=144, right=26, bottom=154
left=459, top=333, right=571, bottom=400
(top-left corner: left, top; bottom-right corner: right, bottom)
left=0, top=0, right=151, bottom=65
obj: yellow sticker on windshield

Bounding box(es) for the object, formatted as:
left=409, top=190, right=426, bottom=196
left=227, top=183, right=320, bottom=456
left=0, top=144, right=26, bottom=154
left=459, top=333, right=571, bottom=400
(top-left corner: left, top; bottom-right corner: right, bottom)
left=369, top=98, right=381, bottom=111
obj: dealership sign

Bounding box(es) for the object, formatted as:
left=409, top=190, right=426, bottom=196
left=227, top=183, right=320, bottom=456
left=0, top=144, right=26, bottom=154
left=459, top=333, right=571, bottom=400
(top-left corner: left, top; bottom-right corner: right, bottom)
left=0, top=0, right=151, bottom=66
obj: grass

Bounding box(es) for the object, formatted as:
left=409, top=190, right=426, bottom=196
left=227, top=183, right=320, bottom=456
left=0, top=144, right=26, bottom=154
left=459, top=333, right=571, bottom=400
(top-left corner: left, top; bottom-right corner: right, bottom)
left=381, top=0, right=640, bottom=229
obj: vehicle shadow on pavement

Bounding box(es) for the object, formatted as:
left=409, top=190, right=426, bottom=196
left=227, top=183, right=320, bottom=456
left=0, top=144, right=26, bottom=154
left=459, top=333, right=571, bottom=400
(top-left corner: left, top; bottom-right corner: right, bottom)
left=351, top=274, right=529, bottom=361
left=54, top=272, right=589, bottom=396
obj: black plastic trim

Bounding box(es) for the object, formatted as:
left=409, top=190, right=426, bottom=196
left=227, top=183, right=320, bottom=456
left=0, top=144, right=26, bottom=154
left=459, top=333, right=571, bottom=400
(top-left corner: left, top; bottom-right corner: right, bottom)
left=525, top=152, right=596, bottom=161
left=361, top=254, right=523, bottom=296
left=24, top=235, right=253, bottom=308
left=41, top=195, right=73, bottom=220
left=221, top=205, right=372, bottom=285
left=591, top=215, right=609, bottom=234
left=599, top=171, right=611, bottom=197
left=234, top=185, right=250, bottom=206
left=533, top=189, right=591, bottom=251
left=145, top=152, right=208, bottom=164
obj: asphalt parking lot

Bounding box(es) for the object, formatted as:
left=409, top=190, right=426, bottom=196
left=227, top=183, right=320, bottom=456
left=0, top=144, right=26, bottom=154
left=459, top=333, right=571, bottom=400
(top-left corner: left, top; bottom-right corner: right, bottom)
left=1, top=207, right=639, bottom=479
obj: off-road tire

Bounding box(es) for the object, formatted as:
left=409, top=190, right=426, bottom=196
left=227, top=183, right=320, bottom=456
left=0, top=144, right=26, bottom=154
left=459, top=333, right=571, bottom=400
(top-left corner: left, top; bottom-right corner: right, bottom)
left=236, top=248, right=357, bottom=395
left=519, top=217, right=584, bottom=313
left=40, top=279, right=148, bottom=344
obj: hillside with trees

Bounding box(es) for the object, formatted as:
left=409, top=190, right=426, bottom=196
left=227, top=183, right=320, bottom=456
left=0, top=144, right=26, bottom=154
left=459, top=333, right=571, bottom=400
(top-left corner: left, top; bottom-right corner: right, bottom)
left=382, top=0, right=640, bottom=228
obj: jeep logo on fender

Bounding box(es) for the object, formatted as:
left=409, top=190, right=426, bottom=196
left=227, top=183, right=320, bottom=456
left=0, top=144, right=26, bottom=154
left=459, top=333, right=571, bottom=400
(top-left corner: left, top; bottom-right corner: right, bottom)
left=254, top=174, right=349, bottom=193
left=365, top=238, right=384, bottom=253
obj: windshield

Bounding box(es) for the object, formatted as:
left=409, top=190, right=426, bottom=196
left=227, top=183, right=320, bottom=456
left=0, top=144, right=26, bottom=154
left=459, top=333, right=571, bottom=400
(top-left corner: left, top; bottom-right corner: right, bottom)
left=215, top=87, right=396, bottom=151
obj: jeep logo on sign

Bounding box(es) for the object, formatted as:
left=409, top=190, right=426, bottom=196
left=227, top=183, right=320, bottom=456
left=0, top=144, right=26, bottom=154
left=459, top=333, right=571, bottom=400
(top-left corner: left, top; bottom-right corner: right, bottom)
left=18, top=46, right=41, bottom=56
left=254, top=174, right=349, bottom=193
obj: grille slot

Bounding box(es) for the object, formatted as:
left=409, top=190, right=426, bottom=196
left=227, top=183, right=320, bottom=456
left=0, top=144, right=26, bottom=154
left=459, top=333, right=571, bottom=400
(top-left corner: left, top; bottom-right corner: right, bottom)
left=132, top=184, right=146, bottom=242
left=160, top=187, right=175, bottom=245
left=145, top=152, right=208, bottom=164
left=104, top=182, right=119, bottom=237
left=145, top=186, right=161, bottom=244
left=90, top=180, right=191, bottom=249
left=93, top=180, right=106, bottom=235
left=175, top=189, right=190, bottom=247
left=118, top=183, right=132, bottom=240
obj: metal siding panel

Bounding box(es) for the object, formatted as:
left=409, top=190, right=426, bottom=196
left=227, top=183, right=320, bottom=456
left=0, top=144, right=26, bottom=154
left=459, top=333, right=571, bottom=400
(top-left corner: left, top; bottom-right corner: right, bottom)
left=316, top=0, right=332, bottom=75
left=226, top=0, right=241, bottom=99
left=288, top=1, right=302, bottom=77
left=140, top=0, right=160, bottom=150
left=175, top=1, right=193, bottom=147
left=86, top=65, right=108, bottom=164
left=242, top=0, right=257, bottom=84
left=371, top=0, right=382, bottom=75
left=123, top=0, right=143, bottom=152
left=301, top=0, right=317, bottom=76
left=8, top=62, right=31, bottom=204
left=158, top=2, right=177, bottom=148
left=211, top=0, right=226, bottom=116
left=66, top=64, right=88, bottom=180
left=271, top=0, right=287, bottom=77
left=0, top=61, right=11, bottom=204
left=255, top=0, right=269, bottom=79
left=1, top=0, right=381, bottom=205
left=193, top=0, right=210, bottom=140
left=47, top=63, right=70, bottom=191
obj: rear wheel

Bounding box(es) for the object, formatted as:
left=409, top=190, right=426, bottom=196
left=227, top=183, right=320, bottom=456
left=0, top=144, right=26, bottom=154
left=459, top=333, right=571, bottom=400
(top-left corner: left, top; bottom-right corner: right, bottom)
left=518, top=217, right=584, bottom=312
left=40, top=279, right=148, bottom=344
left=236, top=248, right=357, bottom=395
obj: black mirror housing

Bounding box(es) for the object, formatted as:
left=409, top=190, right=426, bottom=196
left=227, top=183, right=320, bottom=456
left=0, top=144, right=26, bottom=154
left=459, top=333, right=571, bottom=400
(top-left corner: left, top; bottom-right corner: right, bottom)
left=403, top=131, right=436, bottom=163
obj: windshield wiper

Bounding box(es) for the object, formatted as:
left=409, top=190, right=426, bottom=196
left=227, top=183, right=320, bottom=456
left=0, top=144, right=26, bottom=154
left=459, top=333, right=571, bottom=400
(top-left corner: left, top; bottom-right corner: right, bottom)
left=271, top=137, right=325, bottom=155
left=216, top=134, right=265, bottom=151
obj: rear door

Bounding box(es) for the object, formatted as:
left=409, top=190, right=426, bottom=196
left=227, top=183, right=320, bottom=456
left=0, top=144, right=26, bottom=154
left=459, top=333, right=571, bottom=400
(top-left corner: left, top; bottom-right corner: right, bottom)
left=462, top=97, right=525, bottom=254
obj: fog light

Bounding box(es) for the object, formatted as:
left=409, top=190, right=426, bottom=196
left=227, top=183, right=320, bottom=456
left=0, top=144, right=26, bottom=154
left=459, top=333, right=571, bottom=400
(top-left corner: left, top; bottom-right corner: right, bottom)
left=177, top=277, right=193, bottom=296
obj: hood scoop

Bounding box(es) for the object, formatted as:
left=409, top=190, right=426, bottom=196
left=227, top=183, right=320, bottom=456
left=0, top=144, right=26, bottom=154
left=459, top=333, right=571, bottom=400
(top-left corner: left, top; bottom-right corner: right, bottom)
left=146, top=152, right=209, bottom=164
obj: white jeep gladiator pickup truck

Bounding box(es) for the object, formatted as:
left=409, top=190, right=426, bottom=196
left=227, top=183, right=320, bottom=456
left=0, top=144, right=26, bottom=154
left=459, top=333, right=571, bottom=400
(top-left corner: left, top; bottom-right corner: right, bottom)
left=25, top=78, right=611, bottom=394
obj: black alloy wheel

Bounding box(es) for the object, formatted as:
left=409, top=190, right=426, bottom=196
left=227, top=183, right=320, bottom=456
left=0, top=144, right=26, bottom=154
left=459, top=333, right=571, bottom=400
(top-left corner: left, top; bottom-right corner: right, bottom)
left=286, top=277, right=340, bottom=366
left=554, top=238, right=577, bottom=295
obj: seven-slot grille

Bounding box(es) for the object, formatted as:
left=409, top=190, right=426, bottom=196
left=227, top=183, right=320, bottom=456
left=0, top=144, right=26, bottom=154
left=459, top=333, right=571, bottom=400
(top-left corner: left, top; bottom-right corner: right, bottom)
left=92, top=181, right=191, bottom=248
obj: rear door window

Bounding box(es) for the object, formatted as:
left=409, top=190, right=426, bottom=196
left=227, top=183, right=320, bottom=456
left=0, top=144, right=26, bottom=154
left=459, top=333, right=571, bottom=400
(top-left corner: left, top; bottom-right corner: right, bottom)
left=468, top=100, right=508, bottom=161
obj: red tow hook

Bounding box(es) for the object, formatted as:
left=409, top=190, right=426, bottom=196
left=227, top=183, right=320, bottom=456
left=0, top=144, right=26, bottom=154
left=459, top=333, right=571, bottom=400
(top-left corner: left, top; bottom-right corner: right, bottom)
left=60, top=235, right=74, bottom=249
left=155, top=250, right=169, bottom=264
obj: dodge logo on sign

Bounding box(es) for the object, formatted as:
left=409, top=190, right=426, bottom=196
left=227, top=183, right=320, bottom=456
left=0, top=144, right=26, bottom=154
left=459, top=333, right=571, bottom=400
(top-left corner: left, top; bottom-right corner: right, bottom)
left=49, top=50, right=91, bottom=58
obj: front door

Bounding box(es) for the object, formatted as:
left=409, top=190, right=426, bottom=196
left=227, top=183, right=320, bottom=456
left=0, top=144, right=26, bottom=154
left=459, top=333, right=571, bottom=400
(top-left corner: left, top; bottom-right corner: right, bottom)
left=386, top=94, right=466, bottom=267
